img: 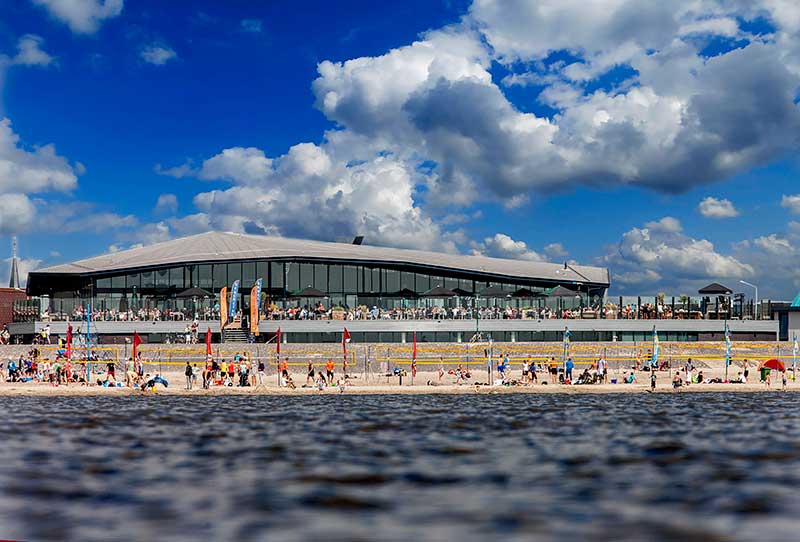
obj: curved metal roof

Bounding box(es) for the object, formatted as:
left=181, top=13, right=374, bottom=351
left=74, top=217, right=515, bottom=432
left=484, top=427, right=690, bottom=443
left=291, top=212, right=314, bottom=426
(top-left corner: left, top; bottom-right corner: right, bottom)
left=30, top=232, right=610, bottom=286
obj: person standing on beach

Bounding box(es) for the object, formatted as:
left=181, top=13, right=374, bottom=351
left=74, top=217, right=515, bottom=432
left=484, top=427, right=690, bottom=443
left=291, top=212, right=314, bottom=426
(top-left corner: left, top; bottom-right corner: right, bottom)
left=257, top=359, right=265, bottom=386
left=326, top=358, right=335, bottom=383
left=184, top=361, right=193, bottom=390
left=521, top=358, right=529, bottom=383
left=650, top=371, right=657, bottom=391
left=565, top=357, right=574, bottom=383
left=742, top=359, right=750, bottom=381
left=530, top=359, right=538, bottom=383
left=306, top=360, right=315, bottom=385
left=549, top=357, right=558, bottom=384
left=672, top=371, right=682, bottom=392
left=598, top=356, right=607, bottom=384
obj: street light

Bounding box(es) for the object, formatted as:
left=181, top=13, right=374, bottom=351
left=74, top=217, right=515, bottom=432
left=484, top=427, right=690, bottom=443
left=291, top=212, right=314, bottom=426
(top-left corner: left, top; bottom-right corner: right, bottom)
left=740, top=280, right=758, bottom=320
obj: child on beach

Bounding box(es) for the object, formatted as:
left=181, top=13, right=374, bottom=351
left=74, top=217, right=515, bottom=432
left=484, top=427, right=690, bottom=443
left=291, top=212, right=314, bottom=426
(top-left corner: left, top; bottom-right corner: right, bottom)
left=650, top=371, right=656, bottom=391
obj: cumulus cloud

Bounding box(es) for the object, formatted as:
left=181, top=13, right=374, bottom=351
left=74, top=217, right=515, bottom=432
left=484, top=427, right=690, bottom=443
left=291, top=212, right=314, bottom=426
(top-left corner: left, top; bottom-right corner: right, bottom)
left=154, top=193, right=178, bottom=214
left=309, top=2, right=800, bottom=206
left=0, top=194, right=36, bottom=234
left=32, top=0, right=123, bottom=34
left=602, top=217, right=753, bottom=290
left=471, top=233, right=547, bottom=261
left=544, top=242, right=568, bottom=259
left=698, top=196, right=739, bottom=218
left=140, top=44, right=177, bottom=65
left=781, top=194, right=800, bottom=214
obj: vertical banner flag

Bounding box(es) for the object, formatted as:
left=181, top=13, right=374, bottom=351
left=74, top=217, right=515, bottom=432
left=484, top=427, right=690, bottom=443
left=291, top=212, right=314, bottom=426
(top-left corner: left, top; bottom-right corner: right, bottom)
left=205, top=327, right=212, bottom=356
left=219, top=287, right=228, bottom=331
left=66, top=322, right=73, bottom=361
left=343, top=327, right=351, bottom=367
left=724, top=321, right=732, bottom=367
left=276, top=327, right=282, bottom=355
left=412, top=331, right=417, bottom=378
left=229, top=280, right=240, bottom=319
left=133, top=331, right=142, bottom=363
left=793, top=333, right=798, bottom=375
left=651, top=327, right=660, bottom=367
left=562, top=327, right=571, bottom=362
left=250, top=278, right=263, bottom=336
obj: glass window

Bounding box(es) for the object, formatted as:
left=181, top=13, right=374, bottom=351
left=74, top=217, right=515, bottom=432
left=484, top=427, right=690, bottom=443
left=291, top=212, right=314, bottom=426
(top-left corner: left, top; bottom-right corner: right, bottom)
left=242, top=262, right=256, bottom=288
left=256, top=261, right=268, bottom=284
left=169, top=267, right=184, bottom=288
left=371, top=268, right=381, bottom=292
left=126, top=273, right=140, bottom=289
left=96, top=277, right=112, bottom=289
left=213, top=264, right=227, bottom=289
left=156, top=268, right=169, bottom=287
left=416, top=274, right=430, bottom=293
left=198, top=265, right=212, bottom=290
left=141, top=270, right=154, bottom=288
left=343, top=266, right=358, bottom=292
left=401, top=272, right=414, bottom=290
left=314, top=264, right=327, bottom=292
left=227, top=263, right=242, bottom=285
left=329, top=265, right=342, bottom=292
left=187, top=265, right=199, bottom=288
left=111, top=274, right=125, bottom=289
left=384, top=269, right=400, bottom=292
left=445, top=276, right=458, bottom=290
left=286, top=263, right=300, bottom=292
left=270, top=262, right=284, bottom=289
left=299, top=263, right=314, bottom=289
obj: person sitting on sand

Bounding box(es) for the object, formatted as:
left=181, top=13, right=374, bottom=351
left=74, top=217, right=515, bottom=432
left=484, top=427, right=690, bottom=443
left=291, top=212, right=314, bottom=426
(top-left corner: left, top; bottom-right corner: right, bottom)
left=734, top=372, right=746, bottom=383
left=625, top=372, right=636, bottom=384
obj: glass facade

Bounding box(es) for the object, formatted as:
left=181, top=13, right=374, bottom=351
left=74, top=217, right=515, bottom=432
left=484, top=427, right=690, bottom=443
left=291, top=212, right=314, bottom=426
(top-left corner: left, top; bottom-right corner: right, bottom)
left=34, top=259, right=603, bottom=322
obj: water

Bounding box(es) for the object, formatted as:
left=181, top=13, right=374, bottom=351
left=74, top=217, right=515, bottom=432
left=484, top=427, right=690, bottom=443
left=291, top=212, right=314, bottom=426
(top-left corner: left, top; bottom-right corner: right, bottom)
left=1, top=393, right=799, bottom=541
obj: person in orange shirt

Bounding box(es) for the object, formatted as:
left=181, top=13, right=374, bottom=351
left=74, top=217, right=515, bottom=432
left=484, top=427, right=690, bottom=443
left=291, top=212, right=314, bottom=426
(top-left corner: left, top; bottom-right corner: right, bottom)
left=325, top=358, right=335, bottom=382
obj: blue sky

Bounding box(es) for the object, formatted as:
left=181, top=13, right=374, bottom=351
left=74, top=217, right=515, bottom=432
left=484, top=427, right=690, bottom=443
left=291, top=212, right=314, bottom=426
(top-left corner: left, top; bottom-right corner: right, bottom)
left=2, top=0, right=800, bottom=299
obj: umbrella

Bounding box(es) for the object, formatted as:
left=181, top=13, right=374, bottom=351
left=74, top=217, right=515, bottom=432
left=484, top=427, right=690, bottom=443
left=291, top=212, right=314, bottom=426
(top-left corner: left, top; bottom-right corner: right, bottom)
left=384, top=288, right=419, bottom=299
left=452, top=287, right=473, bottom=297
left=547, top=285, right=578, bottom=297
left=512, top=287, right=546, bottom=298
left=479, top=285, right=509, bottom=297
left=698, top=283, right=733, bottom=295
left=758, top=358, right=785, bottom=371
left=176, top=287, right=212, bottom=299
left=290, top=286, right=327, bottom=298
left=421, top=286, right=456, bottom=298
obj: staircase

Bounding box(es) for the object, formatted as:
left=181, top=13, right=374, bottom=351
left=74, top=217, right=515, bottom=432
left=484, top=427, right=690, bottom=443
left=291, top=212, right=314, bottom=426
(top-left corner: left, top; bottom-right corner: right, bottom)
left=222, top=328, right=249, bottom=343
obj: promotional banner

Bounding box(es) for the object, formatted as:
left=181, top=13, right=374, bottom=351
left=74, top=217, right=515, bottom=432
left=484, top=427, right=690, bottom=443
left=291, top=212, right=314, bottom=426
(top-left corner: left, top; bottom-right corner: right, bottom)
left=206, top=328, right=212, bottom=356
left=229, top=280, right=240, bottom=319
left=651, top=327, right=659, bottom=367
left=220, top=287, right=228, bottom=331
left=66, top=323, right=73, bottom=361
left=276, top=327, right=281, bottom=355
left=250, top=278, right=263, bottom=336
left=343, top=327, right=351, bottom=367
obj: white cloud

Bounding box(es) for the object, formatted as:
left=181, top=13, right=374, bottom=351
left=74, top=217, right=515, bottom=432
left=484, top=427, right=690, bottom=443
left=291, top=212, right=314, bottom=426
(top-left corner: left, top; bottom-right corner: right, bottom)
left=753, top=233, right=794, bottom=255
left=154, top=193, right=178, bottom=214
left=32, top=0, right=124, bottom=34
left=11, top=35, right=54, bottom=67
left=0, top=118, right=78, bottom=195
left=140, top=44, right=177, bottom=66
left=602, top=217, right=753, bottom=290
left=698, top=197, right=739, bottom=218
left=1, top=256, right=41, bottom=287
left=781, top=194, right=800, bottom=214
left=471, top=233, right=547, bottom=261
left=240, top=19, right=262, bottom=33
left=0, top=194, right=36, bottom=234
left=544, top=242, right=568, bottom=259
left=154, top=161, right=196, bottom=178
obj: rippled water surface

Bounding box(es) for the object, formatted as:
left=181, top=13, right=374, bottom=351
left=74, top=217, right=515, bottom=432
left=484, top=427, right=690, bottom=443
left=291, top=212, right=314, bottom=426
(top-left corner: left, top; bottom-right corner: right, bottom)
left=1, top=393, right=800, bottom=541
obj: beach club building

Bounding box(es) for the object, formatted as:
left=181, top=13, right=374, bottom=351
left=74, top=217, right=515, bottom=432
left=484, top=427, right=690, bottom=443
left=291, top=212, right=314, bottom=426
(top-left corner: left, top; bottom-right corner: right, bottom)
left=12, top=232, right=777, bottom=343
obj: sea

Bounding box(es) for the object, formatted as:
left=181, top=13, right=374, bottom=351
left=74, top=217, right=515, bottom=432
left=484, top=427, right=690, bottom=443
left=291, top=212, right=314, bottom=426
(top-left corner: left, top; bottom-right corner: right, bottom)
left=0, top=392, right=798, bottom=541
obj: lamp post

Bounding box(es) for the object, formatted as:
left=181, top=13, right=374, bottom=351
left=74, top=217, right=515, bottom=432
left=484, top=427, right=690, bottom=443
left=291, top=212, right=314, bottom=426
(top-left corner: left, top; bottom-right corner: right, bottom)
left=740, top=280, right=758, bottom=320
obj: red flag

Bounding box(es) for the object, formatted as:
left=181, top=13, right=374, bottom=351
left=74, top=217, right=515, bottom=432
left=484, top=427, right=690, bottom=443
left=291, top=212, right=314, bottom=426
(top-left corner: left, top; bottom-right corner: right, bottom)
left=276, top=327, right=281, bottom=355
left=412, top=331, right=417, bottom=377
left=66, top=323, right=73, bottom=361
left=133, top=331, right=142, bottom=361
left=342, top=327, right=351, bottom=366
left=205, top=327, right=212, bottom=356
